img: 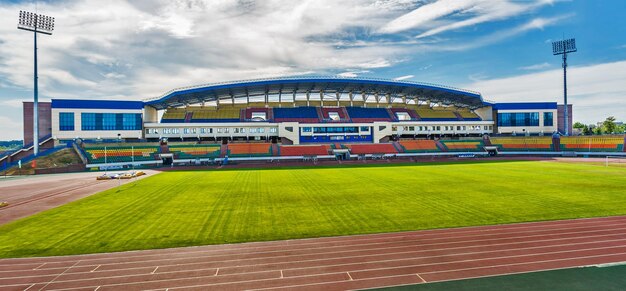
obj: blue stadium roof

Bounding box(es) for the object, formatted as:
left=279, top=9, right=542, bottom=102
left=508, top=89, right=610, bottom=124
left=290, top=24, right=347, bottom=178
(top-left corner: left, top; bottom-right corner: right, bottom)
left=493, top=102, right=558, bottom=110
left=52, top=99, right=144, bottom=110
left=144, top=76, right=486, bottom=110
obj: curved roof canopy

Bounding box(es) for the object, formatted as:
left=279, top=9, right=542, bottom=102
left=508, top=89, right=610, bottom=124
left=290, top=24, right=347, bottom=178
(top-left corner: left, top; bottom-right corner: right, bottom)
left=144, top=76, right=485, bottom=110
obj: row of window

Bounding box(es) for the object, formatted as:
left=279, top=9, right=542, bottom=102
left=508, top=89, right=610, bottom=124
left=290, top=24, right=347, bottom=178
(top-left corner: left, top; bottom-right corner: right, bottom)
left=301, top=126, right=370, bottom=134
left=498, top=112, right=553, bottom=127
left=58, top=112, right=142, bottom=131
left=147, top=127, right=278, bottom=135
left=392, top=125, right=492, bottom=132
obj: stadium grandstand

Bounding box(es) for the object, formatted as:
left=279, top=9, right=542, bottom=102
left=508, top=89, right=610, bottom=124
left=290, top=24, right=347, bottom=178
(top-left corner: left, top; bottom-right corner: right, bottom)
left=7, top=76, right=624, bottom=168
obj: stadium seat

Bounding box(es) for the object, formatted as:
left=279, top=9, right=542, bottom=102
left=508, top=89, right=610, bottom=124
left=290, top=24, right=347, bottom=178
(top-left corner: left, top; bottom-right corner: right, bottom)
left=227, top=143, right=273, bottom=157
left=490, top=137, right=554, bottom=151
left=345, top=107, right=392, bottom=122
left=169, top=144, right=221, bottom=159
left=347, top=143, right=398, bottom=154
left=273, top=107, right=320, bottom=123
left=559, top=136, right=624, bottom=152
left=84, top=146, right=159, bottom=163
left=398, top=140, right=440, bottom=152
left=279, top=145, right=330, bottom=156
left=440, top=140, right=484, bottom=152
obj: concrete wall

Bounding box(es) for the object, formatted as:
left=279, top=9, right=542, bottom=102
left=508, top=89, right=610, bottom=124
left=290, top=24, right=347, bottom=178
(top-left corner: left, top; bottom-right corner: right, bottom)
left=23, top=102, right=52, bottom=146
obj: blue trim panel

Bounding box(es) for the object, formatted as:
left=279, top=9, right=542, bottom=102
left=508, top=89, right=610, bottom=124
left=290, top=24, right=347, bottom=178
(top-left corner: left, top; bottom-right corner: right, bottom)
left=493, top=102, right=557, bottom=110
left=52, top=99, right=144, bottom=110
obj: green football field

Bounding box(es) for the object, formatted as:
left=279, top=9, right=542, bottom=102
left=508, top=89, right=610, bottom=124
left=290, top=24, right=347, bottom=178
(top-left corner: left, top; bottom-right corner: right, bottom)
left=1, top=160, right=625, bottom=258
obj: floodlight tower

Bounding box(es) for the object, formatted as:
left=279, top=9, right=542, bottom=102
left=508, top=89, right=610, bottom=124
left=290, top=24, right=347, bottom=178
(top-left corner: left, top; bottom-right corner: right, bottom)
left=17, top=10, right=55, bottom=156
left=551, top=38, right=577, bottom=136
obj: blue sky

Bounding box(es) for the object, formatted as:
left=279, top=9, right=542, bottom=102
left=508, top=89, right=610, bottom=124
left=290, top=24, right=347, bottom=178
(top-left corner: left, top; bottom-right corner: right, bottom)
left=0, top=0, right=625, bottom=140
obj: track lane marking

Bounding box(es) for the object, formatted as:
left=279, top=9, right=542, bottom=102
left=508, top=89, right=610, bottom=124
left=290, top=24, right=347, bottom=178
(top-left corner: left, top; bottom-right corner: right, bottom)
left=2, top=234, right=625, bottom=284
left=7, top=241, right=626, bottom=289
left=5, top=223, right=626, bottom=275
left=3, top=216, right=625, bottom=266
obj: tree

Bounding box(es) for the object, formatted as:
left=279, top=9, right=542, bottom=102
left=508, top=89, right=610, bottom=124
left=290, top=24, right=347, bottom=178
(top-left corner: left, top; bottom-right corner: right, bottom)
left=582, top=125, right=592, bottom=135
left=593, top=126, right=604, bottom=135
left=603, top=116, right=617, bottom=134
left=573, top=122, right=585, bottom=130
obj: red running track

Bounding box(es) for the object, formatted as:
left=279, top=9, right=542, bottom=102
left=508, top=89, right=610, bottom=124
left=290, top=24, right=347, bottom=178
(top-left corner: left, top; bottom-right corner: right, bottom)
left=2, top=216, right=626, bottom=291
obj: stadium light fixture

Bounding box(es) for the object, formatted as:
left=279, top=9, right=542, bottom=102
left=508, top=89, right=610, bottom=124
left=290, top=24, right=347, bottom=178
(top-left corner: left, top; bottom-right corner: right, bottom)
left=18, top=10, right=55, bottom=156
left=551, top=38, right=576, bottom=136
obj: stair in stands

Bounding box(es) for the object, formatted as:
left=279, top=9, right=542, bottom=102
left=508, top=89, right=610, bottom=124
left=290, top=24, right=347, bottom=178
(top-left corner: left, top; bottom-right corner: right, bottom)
left=454, top=112, right=464, bottom=121
left=220, top=144, right=228, bottom=158
left=341, top=107, right=351, bottom=122
left=184, top=112, right=193, bottom=123
left=271, top=144, right=280, bottom=156
left=315, top=107, right=324, bottom=121
left=552, top=136, right=561, bottom=152
left=392, top=141, right=405, bottom=153
left=435, top=140, right=448, bottom=152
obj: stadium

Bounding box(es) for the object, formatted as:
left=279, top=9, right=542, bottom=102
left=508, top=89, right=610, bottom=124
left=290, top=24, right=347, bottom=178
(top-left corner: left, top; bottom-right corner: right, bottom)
left=6, top=75, right=615, bottom=169
left=1, top=1, right=626, bottom=290
left=1, top=76, right=626, bottom=290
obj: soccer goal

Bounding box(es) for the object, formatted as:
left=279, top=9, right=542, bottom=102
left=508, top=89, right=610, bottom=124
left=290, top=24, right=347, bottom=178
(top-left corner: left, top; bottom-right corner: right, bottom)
left=605, top=156, right=626, bottom=167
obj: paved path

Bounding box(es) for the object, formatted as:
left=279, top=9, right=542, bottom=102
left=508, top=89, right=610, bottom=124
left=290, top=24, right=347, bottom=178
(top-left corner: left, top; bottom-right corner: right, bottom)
left=0, top=171, right=158, bottom=225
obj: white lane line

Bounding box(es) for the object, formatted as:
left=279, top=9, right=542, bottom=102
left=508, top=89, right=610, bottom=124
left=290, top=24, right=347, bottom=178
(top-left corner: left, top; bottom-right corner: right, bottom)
left=3, top=216, right=624, bottom=267
left=416, top=273, right=427, bottom=282
left=246, top=254, right=626, bottom=291
left=93, top=286, right=100, bottom=291
left=6, top=223, right=626, bottom=276
left=36, top=251, right=626, bottom=291
left=151, top=266, right=159, bottom=274
left=33, top=263, right=46, bottom=270
left=280, top=270, right=284, bottom=279
left=2, top=235, right=625, bottom=285
left=161, top=253, right=626, bottom=291
left=6, top=244, right=626, bottom=289
left=215, top=268, right=219, bottom=276
left=347, top=272, right=353, bottom=281
left=38, top=260, right=81, bottom=291
left=23, top=283, right=35, bottom=291
left=90, top=265, right=100, bottom=272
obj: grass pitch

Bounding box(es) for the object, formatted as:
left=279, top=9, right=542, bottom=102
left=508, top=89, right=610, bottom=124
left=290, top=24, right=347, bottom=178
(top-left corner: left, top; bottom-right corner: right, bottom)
left=1, top=161, right=625, bottom=258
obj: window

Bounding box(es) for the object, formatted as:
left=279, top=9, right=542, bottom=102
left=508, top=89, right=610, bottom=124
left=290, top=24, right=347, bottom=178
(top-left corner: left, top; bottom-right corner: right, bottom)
left=102, top=113, right=116, bottom=130
left=81, top=113, right=141, bottom=131
left=498, top=112, right=539, bottom=127
left=328, top=112, right=340, bottom=120
left=360, top=126, right=369, bottom=132
left=259, top=128, right=265, bottom=133
left=302, top=127, right=312, bottom=132
left=285, top=127, right=293, bottom=132
left=81, top=113, right=96, bottom=130
left=59, top=112, right=74, bottom=131
left=543, top=112, right=554, bottom=126
left=270, top=128, right=277, bottom=133
left=395, top=112, right=411, bottom=121
left=251, top=112, right=267, bottom=121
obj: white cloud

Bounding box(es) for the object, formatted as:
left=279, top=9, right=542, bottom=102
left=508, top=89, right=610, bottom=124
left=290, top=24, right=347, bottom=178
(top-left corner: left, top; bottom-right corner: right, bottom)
left=466, top=60, right=626, bottom=123
left=394, top=75, right=414, bottom=80
left=519, top=62, right=551, bottom=70
left=379, top=0, right=556, bottom=38
left=379, top=0, right=479, bottom=33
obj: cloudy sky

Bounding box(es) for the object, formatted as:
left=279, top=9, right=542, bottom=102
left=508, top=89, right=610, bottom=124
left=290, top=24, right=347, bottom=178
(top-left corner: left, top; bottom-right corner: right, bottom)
left=0, top=0, right=625, bottom=140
